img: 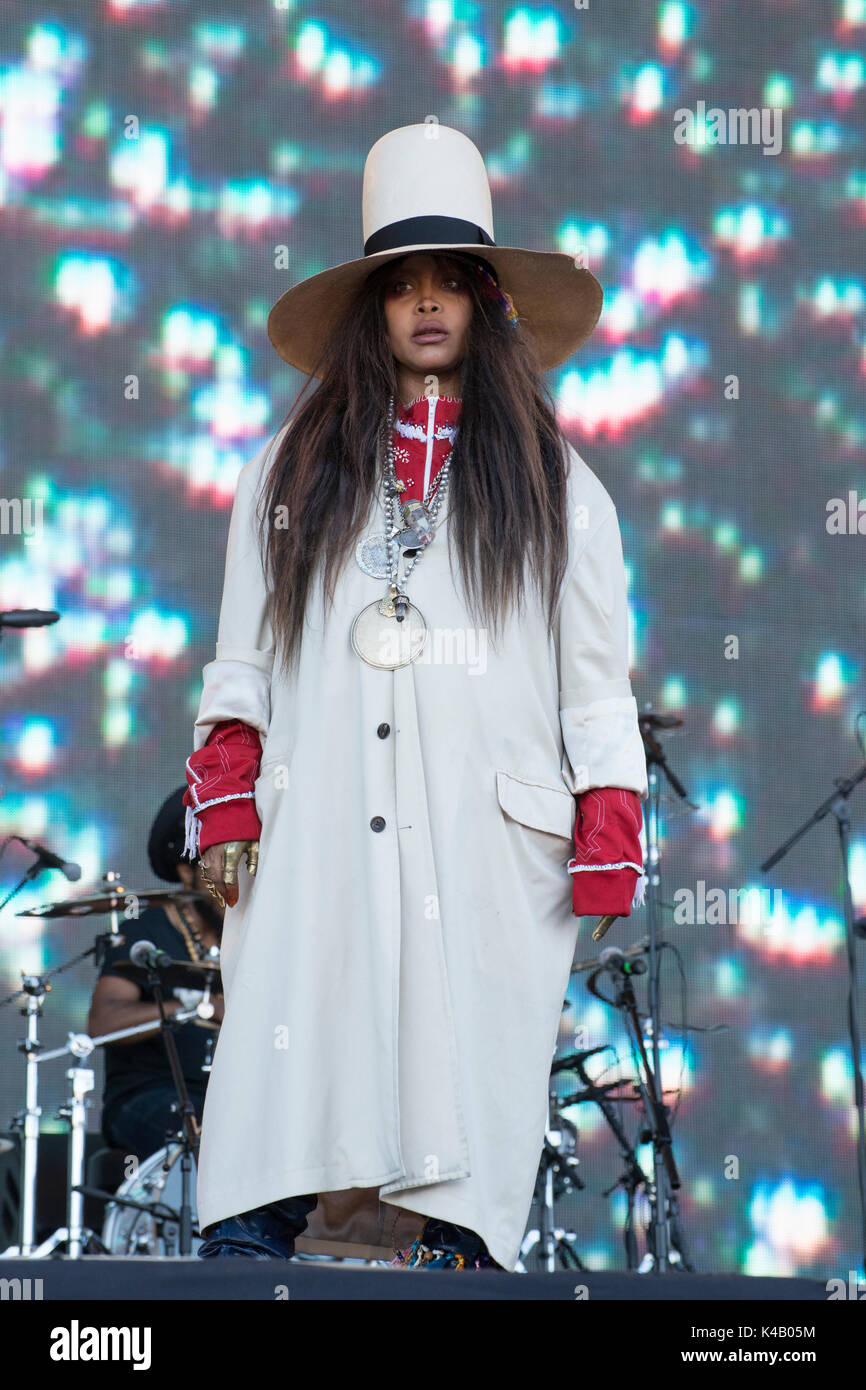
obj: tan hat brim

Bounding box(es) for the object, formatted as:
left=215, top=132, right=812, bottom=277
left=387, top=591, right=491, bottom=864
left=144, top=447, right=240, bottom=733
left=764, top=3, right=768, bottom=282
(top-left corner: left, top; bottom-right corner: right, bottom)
left=266, top=245, right=603, bottom=377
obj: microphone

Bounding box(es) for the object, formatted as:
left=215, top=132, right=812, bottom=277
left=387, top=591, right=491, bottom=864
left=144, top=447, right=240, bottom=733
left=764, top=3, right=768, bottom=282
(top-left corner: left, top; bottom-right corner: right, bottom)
left=0, top=610, right=60, bottom=629
left=572, top=938, right=650, bottom=974
left=129, top=940, right=174, bottom=971
left=592, top=913, right=618, bottom=942
left=599, top=945, right=647, bottom=976
left=14, top=835, right=82, bottom=881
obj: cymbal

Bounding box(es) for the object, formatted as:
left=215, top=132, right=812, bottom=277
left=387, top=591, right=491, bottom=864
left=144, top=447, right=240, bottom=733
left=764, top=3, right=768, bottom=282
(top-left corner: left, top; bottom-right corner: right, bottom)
left=110, top=959, right=223, bottom=992
left=17, top=888, right=207, bottom=919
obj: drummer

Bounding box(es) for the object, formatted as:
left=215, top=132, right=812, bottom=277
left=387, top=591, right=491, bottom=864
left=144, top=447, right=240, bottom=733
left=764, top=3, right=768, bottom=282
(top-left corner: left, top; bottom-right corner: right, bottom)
left=86, top=788, right=224, bottom=1158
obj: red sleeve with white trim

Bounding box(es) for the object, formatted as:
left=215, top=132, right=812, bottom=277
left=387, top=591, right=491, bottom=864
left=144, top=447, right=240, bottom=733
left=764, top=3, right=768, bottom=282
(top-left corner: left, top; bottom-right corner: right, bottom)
left=568, top=787, right=646, bottom=917
left=182, top=719, right=262, bottom=858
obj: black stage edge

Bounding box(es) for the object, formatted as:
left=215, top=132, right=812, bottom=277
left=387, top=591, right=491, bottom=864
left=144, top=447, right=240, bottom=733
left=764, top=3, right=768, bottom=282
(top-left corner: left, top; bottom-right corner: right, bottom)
left=0, top=1255, right=837, bottom=1300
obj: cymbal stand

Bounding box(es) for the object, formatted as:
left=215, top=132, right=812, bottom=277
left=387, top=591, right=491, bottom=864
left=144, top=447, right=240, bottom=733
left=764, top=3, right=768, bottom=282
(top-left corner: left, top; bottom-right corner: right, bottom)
left=8, top=976, right=46, bottom=1256
left=0, top=849, right=71, bottom=1254
left=0, top=865, right=128, bottom=1255
left=3, top=1008, right=197, bottom=1258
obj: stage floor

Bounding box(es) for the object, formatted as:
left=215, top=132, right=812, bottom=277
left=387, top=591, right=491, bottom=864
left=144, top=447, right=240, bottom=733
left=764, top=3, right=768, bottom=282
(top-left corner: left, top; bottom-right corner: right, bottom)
left=0, top=1256, right=830, bottom=1301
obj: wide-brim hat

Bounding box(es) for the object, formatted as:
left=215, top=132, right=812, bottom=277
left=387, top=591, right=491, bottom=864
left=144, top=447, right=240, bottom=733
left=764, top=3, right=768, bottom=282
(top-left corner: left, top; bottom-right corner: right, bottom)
left=148, top=787, right=188, bottom=883
left=267, top=123, right=603, bottom=377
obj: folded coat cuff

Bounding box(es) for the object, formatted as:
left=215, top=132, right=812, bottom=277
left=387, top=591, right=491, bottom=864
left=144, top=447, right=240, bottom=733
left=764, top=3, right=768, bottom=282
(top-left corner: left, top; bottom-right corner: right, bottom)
left=193, top=658, right=271, bottom=752
left=560, top=695, right=648, bottom=797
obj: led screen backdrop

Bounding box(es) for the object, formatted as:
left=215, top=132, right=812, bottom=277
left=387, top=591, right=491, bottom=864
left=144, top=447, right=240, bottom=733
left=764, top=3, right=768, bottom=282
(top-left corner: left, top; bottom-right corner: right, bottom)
left=0, top=0, right=865, bottom=1276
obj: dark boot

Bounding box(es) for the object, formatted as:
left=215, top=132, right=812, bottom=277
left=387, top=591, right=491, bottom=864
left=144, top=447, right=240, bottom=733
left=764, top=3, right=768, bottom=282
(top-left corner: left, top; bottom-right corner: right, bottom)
left=393, top=1217, right=504, bottom=1270
left=422, top=1218, right=486, bottom=1261
left=198, top=1193, right=318, bottom=1259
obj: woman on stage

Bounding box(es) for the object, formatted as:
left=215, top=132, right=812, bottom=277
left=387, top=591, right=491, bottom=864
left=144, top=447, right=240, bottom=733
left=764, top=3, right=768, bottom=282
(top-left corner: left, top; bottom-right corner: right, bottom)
left=183, top=123, right=647, bottom=1271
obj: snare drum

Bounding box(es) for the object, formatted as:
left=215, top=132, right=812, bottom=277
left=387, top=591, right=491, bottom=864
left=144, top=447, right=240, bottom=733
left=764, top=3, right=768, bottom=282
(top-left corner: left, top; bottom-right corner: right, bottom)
left=102, top=1144, right=201, bottom=1256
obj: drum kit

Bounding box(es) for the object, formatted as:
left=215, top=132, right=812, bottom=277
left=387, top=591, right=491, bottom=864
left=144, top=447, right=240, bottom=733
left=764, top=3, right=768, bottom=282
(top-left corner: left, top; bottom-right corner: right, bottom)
left=0, top=872, right=220, bottom=1259
left=5, top=871, right=675, bottom=1270
left=0, top=708, right=703, bottom=1269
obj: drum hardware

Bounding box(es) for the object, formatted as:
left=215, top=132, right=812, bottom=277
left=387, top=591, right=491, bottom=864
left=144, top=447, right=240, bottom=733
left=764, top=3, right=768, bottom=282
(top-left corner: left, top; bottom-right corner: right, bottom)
left=1, top=880, right=214, bottom=1258
left=554, top=1042, right=649, bottom=1272
left=74, top=1182, right=183, bottom=1226
left=0, top=866, right=128, bottom=1256
left=518, top=1043, right=639, bottom=1274
left=1, top=1009, right=199, bottom=1259
left=112, top=947, right=203, bottom=1257
left=517, top=1099, right=585, bottom=1273
left=583, top=953, right=694, bottom=1274
left=98, top=1144, right=205, bottom=1256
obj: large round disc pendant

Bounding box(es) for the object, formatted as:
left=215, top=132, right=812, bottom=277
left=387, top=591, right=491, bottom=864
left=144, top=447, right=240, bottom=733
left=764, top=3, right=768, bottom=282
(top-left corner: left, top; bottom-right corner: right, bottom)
left=350, top=600, right=428, bottom=669
left=355, top=533, right=391, bottom=579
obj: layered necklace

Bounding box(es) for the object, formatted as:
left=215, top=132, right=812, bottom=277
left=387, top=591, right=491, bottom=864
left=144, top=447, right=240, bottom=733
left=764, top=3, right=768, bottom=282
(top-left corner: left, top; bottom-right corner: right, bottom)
left=173, top=899, right=209, bottom=962
left=351, top=395, right=456, bottom=670
left=172, top=897, right=221, bottom=964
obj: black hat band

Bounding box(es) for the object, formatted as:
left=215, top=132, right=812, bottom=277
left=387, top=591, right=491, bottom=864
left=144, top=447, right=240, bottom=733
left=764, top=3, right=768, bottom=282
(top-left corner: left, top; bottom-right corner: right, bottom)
left=364, top=215, right=495, bottom=258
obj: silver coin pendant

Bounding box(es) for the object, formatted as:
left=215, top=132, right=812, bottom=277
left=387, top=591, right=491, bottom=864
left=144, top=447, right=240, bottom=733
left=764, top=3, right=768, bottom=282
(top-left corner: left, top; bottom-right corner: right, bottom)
left=355, top=532, right=391, bottom=579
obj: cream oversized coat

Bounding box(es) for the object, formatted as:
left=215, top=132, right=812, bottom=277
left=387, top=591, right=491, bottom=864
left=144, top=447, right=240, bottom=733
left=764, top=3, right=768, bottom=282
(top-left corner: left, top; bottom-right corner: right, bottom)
left=191, top=420, right=648, bottom=1271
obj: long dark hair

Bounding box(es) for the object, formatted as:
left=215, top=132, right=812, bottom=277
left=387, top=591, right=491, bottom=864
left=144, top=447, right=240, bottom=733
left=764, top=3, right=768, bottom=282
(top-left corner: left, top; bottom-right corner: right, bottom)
left=259, top=250, right=570, bottom=672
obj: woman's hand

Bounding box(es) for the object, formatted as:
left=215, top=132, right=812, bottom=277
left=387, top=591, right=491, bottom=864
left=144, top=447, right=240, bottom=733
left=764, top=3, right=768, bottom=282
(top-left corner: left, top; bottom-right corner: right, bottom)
left=200, top=840, right=259, bottom=909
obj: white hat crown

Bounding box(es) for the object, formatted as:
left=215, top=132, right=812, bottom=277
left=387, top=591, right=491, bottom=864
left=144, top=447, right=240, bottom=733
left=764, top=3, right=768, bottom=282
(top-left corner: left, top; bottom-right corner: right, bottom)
left=361, top=123, right=495, bottom=258
left=267, top=121, right=604, bottom=376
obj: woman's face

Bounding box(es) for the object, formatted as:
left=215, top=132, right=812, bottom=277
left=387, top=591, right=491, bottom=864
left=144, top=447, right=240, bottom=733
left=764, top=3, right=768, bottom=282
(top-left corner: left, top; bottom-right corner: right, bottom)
left=382, top=253, right=473, bottom=389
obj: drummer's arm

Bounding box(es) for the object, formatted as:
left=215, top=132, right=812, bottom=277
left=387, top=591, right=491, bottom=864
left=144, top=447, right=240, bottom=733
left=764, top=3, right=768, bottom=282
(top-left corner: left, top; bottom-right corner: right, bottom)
left=87, top=973, right=184, bottom=1045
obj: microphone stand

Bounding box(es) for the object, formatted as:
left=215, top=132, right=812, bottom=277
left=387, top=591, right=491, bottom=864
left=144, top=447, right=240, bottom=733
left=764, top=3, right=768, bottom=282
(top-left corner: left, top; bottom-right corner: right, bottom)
left=588, top=959, right=693, bottom=1272
left=761, top=761, right=866, bottom=1279
left=137, top=955, right=200, bottom=1256
left=636, top=709, right=697, bottom=1272
left=0, top=849, right=63, bottom=914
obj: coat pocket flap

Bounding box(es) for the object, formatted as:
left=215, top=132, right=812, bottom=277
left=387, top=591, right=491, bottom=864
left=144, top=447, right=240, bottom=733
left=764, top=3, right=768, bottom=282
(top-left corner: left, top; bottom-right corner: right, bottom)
left=496, top=770, right=575, bottom=841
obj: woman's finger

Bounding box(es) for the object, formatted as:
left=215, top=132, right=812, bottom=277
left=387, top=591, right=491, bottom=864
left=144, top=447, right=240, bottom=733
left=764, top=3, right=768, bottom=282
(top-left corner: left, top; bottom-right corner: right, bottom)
left=201, top=844, right=224, bottom=877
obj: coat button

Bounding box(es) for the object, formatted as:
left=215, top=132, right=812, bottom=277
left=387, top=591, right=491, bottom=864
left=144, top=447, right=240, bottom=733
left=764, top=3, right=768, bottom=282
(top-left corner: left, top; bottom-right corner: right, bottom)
left=370, top=816, right=386, bottom=832
left=377, top=723, right=391, bottom=738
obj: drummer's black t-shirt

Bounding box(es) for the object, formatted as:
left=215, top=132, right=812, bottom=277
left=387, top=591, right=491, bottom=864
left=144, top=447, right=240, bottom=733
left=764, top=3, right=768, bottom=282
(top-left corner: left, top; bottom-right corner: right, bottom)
left=98, top=906, right=217, bottom=1115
